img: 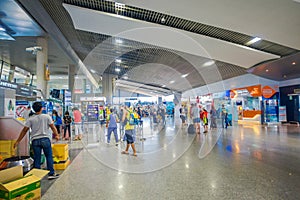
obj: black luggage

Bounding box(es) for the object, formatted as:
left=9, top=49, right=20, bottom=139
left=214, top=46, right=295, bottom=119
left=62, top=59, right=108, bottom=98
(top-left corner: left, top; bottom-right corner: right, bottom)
left=187, top=124, right=195, bottom=134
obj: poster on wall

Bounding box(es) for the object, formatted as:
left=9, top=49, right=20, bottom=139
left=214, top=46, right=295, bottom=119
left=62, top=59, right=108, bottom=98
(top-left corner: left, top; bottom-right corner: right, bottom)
left=87, top=104, right=99, bottom=122
left=15, top=101, right=29, bottom=118
left=279, top=106, right=287, bottom=122
left=4, top=98, right=15, bottom=117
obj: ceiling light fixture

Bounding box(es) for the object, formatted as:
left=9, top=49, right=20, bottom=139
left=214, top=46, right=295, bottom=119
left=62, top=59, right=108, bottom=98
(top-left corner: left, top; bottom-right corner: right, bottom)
left=0, top=27, right=5, bottom=31
left=292, top=62, right=296, bottom=65
left=90, top=69, right=96, bottom=73
left=115, top=68, right=121, bottom=72
left=266, top=69, right=269, bottom=72
left=202, top=60, right=215, bottom=67
left=162, top=85, right=166, bottom=87
left=116, top=59, right=122, bottom=63
left=181, top=73, right=189, bottom=78
left=245, top=37, right=261, bottom=45
left=169, top=80, right=175, bottom=84
left=115, top=39, right=123, bottom=44
left=123, top=74, right=128, bottom=79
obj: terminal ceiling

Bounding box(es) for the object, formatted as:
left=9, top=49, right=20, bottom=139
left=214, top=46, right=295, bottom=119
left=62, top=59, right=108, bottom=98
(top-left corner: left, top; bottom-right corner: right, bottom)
left=1, top=0, right=300, bottom=95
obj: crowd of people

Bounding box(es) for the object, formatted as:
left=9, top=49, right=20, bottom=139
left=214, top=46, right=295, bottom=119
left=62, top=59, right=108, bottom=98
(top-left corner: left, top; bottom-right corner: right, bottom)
left=179, top=103, right=230, bottom=134
left=13, top=100, right=231, bottom=177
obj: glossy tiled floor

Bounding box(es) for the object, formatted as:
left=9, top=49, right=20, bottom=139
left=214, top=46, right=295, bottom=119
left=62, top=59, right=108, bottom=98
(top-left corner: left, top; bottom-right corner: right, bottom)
left=42, top=117, right=300, bottom=200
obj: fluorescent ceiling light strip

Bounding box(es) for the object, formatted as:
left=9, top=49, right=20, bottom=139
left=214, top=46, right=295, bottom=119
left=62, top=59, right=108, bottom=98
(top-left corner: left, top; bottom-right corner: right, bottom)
left=246, top=37, right=261, bottom=45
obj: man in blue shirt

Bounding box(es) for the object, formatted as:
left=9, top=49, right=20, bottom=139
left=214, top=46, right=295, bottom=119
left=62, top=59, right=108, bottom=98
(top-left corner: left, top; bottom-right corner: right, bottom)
left=106, top=108, right=119, bottom=146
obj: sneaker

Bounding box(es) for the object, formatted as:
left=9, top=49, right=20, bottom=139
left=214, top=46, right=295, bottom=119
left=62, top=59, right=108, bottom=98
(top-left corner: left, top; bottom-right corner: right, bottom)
left=48, top=174, right=60, bottom=180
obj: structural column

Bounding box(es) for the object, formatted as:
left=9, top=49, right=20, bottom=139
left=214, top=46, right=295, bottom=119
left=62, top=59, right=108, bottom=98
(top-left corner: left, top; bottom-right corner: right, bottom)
left=102, top=73, right=116, bottom=105
left=36, top=37, right=48, bottom=99
left=68, top=64, right=75, bottom=102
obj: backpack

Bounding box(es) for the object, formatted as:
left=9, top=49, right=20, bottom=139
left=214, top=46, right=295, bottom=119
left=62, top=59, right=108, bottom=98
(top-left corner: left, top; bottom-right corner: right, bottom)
left=55, top=116, right=62, bottom=125
left=129, top=113, right=138, bottom=125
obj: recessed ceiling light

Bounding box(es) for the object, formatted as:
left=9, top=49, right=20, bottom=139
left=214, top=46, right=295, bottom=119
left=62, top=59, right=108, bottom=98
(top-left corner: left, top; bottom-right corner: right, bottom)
left=0, top=27, right=5, bottom=31
left=90, top=69, right=96, bottom=73
left=202, top=60, right=215, bottom=67
left=116, top=59, right=122, bottom=63
left=292, top=62, right=296, bottom=65
left=181, top=73, right=189, bottom=78
left=245, top=37, right=261, bottom=45
left=266, top=69, right=269, bottom=72
left=115, top=68, right=121, bottom=72
left=162, top=85, right=166, bottom=87
left=115, top=39, right=123, bottom=44
left=283, top=75, right=287, bottom=78
left=170, top=80, right=175, bottom=84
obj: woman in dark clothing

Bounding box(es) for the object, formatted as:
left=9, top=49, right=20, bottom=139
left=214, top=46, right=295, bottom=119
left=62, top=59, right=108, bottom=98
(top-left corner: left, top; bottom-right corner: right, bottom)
left=63, top=111, right=73, bottom=140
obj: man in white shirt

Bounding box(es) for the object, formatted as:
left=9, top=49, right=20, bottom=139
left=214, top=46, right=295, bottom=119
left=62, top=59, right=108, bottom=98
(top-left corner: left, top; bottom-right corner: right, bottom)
left=14, top=101, right=60, bottom=180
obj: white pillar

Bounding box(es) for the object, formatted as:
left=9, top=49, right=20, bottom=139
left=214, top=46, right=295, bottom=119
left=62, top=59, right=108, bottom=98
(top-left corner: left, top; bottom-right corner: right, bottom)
left=36, top=37, right=48, bottom=99
left=102, top=73, right=117, bottom=105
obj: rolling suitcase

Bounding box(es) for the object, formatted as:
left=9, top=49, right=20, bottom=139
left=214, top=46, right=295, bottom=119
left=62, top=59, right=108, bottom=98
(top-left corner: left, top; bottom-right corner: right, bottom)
left=187, top=124, right=195, bottom=134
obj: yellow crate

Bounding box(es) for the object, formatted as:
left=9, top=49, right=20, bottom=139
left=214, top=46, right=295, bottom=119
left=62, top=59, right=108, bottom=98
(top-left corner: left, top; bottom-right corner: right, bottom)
left=52, top=144, right=69, bottom=162
left=53, top=159, right=70, bottom=170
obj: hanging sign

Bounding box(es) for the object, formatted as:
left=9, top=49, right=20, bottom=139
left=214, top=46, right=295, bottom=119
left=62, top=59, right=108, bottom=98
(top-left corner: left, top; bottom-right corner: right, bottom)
left=45, top=64, right=50, bottom=81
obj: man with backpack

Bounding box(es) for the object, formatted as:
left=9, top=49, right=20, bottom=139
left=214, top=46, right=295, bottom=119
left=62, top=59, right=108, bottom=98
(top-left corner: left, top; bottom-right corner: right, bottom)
left=121, top=106, right=137, bottom=156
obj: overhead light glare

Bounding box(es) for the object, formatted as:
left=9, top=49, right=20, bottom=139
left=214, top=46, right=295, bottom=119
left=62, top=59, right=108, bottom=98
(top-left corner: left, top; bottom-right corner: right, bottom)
left=115, top=39, right=123, bottom=44
left=266, top=69, right=269, bottom=72
left=0, top=28, right=5, bottom=31
left=202, top=60, right=215, bottom=67
left=181, top=73, right=189, bottom=78
left=116, top=59, right=122, bottom=63
left=246, top=37, right=261, bottom=45
left=115, top=68, right=121, bottom=72
left=90, top=69, right=96, bottom=73
left=169, top=80, right=175, bottom=84
left=123, top=74, right=128, bottom=79
left=162, top=85, right=166, bottom=87
left=292, top=62, right=296, bottom=65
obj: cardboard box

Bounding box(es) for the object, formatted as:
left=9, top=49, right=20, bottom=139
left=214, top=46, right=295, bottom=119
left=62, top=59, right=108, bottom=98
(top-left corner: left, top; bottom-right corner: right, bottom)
left=52, top=144, right=69, bottom=162
left=0, top=141, right=16, bottom=163
left=0, top=165, right=48, bottom=200
left=53, top=159, right=70, bottom=170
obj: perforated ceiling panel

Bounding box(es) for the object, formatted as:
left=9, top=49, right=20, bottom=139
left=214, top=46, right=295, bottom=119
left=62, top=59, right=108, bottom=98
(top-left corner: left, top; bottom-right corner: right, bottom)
left=34, top=0, right=297, bottom=93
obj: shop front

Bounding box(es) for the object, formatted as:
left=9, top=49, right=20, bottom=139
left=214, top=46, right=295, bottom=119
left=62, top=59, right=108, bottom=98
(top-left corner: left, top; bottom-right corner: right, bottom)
left=229, top=85, right=279, bottom=124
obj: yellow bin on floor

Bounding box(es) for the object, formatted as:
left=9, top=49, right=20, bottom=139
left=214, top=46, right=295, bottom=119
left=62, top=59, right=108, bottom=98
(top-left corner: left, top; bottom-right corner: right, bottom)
left=52, top=144, right=69, bottom=162
left=54, top=159, right=70, bottom=170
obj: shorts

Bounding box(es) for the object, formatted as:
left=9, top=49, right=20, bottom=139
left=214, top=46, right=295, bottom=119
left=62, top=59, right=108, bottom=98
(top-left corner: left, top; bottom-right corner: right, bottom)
left=125, top=130, right=135, bottom=144
left=193, top=118, right=200, bottom=123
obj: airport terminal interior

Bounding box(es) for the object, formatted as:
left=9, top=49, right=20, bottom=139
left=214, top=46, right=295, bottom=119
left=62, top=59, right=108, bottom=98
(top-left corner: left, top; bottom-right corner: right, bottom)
left=0, top=0, right=300, bottom=200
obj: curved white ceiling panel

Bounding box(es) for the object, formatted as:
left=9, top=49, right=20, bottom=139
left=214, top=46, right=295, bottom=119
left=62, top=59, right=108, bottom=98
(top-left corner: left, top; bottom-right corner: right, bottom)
left=111, top=0, right=300, bottom=50
left=63, top=4, right=279, bottom=69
